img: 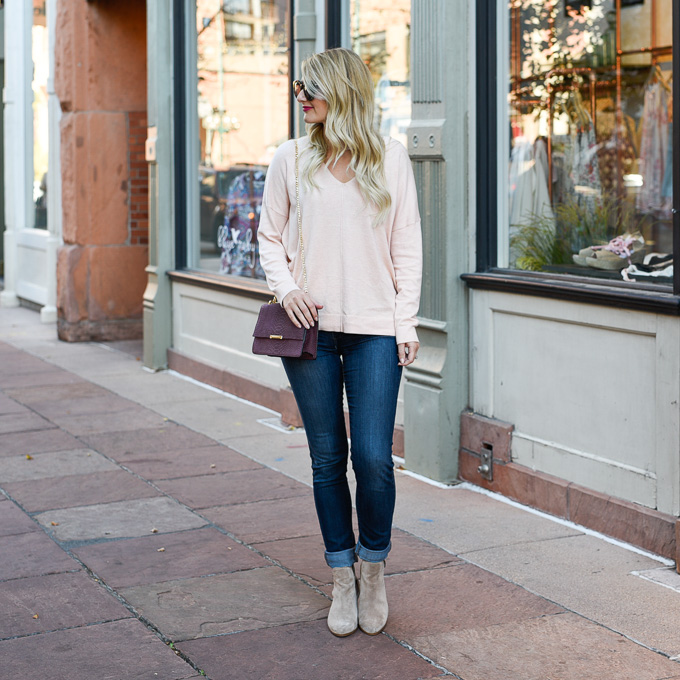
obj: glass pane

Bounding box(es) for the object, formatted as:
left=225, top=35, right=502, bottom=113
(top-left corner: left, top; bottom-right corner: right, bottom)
left=506, top=0, right=673, bottom=285
left=33, top=0, right=49, bottom=230
left=350, top=0, right=411, bottom=149
left=194, top=0, right=289, bottom=278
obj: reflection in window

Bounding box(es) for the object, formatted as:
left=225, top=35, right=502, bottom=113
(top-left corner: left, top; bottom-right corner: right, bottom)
left=33, top=0, right=49, bottom=230
left=507, top=0, right=673, bottom=285
left=350, top=1, right=411, bottom=148
left=194, top=0, right=289, bottom=278
left=225, top=21, right=253, bottom=40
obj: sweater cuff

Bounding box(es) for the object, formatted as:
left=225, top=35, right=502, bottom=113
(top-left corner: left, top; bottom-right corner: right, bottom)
left=396, top=325, right=419, bottom=345
left=274, top=281, right=301, bottom=305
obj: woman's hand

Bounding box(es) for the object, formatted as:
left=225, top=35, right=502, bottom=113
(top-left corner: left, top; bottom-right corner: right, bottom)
left=397, top=341, right=419, bottom=367
left=281, top=290, right=323, bottom=329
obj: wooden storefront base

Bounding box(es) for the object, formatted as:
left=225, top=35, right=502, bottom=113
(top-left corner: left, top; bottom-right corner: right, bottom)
left=459, top=411, right=678, bottom=571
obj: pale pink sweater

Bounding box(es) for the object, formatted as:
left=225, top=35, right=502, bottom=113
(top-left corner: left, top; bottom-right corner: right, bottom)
left=257, top=135, right=422, bottom=344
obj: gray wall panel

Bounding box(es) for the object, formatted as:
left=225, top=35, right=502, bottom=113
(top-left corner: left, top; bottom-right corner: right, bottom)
left=412, top=0, right=443, bottom=104
left=414, top=159, right=445, bottom=321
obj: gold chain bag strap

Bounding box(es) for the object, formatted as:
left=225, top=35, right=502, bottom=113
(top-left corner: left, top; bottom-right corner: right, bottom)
left=252, top=140, right=318, bottom=360
left=294, top=140, right=308, bottom=293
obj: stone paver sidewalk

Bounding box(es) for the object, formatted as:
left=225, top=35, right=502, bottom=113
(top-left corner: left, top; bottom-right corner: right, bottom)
left=1, top=306, right=680, bottom=680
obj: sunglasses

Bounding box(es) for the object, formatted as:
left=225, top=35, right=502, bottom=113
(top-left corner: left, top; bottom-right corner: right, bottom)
left=293, top=79, right=315, bottom=101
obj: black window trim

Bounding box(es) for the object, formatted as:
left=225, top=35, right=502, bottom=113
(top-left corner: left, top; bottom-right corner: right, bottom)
left=475, top=0, right=497, bottom=273
left=174, top=0, right=188, bottom=270
left=462, top=270, right=680, bottom=315
left=325, top=0, right=343, bottom=49
left=467, top=0, right=680, bottom=308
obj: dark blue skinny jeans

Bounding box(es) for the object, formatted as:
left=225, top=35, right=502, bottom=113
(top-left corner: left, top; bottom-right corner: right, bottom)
left=282, top=331, right=402, bottom=568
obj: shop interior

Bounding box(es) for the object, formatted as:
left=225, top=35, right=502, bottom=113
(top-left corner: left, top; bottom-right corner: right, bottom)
left=508, top=0, right=673, bottom=285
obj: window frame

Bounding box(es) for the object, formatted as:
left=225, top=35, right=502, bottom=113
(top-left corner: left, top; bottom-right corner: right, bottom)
left=465, top=0, right=680, bottom=313
left=171, top=0, right=295, bottom=300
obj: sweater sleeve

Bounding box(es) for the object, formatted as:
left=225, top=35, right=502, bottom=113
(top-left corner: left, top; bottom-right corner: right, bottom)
left=257, top=140, right=301, bottom=303
left=390, top=142, right=423, bottom=345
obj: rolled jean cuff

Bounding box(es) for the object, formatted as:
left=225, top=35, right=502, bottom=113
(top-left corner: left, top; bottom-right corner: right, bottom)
left=355, top=540, right=391, bottom=563
left=325, top=547, right=357, bottom=568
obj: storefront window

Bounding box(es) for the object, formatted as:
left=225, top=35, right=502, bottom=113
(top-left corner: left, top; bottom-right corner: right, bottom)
left=350, top=1, right=411, bottom=148
left=32, top=0, right=49, bottom=230
left=505, top=0, right=673, bottom=285
left=193, top=0, right=290, bottom=278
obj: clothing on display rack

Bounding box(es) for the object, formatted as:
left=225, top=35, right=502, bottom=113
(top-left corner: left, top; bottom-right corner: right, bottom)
left=509, top=137, right=555, bottom=265
left=535, top=137, right=551, bottom=189
left=636, top=76, right=672, bottom=218
left=661, top=121, right=673, bottom=200
left=570, top=118, right=602, bottom=207
left=509, top=138, right=554, bottom=226
left=550, top=89, right=602, bottom=213
left=597, top=112, right=637, bottom=195
left=551, top=127, right=601, bottom=211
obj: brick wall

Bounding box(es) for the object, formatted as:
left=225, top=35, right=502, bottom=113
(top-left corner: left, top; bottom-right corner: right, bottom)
left=128, top=111, right=148, bottom=246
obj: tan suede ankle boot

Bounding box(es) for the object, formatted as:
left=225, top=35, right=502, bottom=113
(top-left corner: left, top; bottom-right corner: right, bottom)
left=327, top=566, right=358, bottom=637
left=358, top=560, right=388, bottom=635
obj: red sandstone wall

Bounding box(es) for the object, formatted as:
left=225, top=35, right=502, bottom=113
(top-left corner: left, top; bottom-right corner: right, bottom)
left=55, top=0, right=148, bottom=341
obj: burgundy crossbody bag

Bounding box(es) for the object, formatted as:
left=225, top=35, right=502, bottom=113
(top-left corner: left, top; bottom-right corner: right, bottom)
left=252, top=140, right=318, bottom=360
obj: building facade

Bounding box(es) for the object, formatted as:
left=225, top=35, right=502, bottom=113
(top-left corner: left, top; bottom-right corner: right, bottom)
left=2, top=0, right=678, bottom=565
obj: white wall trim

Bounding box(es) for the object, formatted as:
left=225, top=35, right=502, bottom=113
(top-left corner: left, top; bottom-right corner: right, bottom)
left=1, top=0, right=33, bottom=308
left=42, top=0, right=62, bottom=324
left=1, top=0, right=58, bottom=319
left=514, top=431, right=657, bottom=479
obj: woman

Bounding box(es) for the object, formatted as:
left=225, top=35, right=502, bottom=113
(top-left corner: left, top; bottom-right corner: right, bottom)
left=258, top=48, right=422, bottom=637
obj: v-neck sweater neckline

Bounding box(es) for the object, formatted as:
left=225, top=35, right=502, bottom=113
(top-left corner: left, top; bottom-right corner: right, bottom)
left=323, top=161, right=356, bottom=185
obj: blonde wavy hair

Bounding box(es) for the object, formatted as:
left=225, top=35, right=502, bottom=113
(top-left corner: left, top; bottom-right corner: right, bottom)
left=300, top=48, right=391, bottom=225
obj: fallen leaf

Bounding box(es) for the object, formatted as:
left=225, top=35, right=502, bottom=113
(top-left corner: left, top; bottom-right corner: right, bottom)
left=26, top=454, right=33, bottom=460
left=163, top=417, right=169, bottom=422
left=32, top=614, right=39, bottom=619
left=50, top=521, right=59, bottom=526
left=157, top=547, right=165, bottom=552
